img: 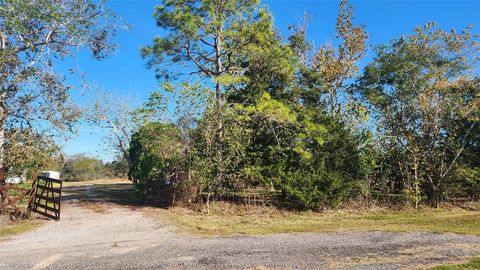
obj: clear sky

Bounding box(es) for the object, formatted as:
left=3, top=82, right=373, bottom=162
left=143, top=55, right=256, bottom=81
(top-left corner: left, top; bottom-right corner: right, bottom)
left=59, top=0, right=480, bottom=161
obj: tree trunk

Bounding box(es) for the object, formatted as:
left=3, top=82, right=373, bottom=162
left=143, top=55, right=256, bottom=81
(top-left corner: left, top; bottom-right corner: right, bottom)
left=427, top=186, right=439, bottom=208
left=0, top=37, right=6, bottom=173
left=215, top=82, right=223, bottom=191
left=329, top=88, right=336, bottom=118
left=0, top=106, right=5, bottom=175
left=413, top=155, right=420, bottom=208
left=214, top=15, right=224, bottom=108
left=206, top=191, right=211, bottom=214
left=124, top=155, right=137, bottom=184
left=170, top=165, right=179, bottom=208
left=108, top=120, right=136, bottom=183
left=0, top=126, right=4, bottom=172
left=214, top=31, right=224, bottom=189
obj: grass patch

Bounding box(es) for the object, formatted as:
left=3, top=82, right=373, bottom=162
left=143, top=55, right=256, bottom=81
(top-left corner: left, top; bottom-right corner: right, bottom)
left=0, top=218, right=44, bottom=239
left=158, top=203, right=480, bottom=236
left=428, top=257, right=480, bottom=269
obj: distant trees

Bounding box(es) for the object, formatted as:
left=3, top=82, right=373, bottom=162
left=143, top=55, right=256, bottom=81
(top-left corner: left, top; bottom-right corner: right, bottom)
left=0, top=0, right=119, bottom=175
left=63, top=155, right=110, bottom=181
left=105, top=156, right=130, bottom=179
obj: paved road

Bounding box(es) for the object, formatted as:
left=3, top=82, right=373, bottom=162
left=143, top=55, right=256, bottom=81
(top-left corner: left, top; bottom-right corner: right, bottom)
left=1, top=181, right=480, bottom=270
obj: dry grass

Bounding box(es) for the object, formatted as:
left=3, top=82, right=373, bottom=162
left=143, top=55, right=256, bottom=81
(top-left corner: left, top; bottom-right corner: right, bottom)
left=77, top=202, right=109, bottom=213
left=0, top=217, right=44, bottom=239
left=324, top=243, right=480, bottom=269
left=157, top=202, right=480, bottom=237
left=62, top=178, right=128, bottom=187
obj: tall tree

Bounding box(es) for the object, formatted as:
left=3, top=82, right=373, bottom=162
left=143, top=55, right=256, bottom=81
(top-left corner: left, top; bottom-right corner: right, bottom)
left=85, top=91, right=140, bottom=180
left=142, top=0, right=280, bottom=183
left=291, top=0, right=367, bottom=118
left=356, top=23, right=480, bottom=207
left=0, top=0, right=119, bottom=173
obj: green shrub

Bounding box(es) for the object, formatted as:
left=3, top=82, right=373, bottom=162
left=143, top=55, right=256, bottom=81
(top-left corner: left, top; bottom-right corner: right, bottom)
left=128, top=122, right=183, bottom=197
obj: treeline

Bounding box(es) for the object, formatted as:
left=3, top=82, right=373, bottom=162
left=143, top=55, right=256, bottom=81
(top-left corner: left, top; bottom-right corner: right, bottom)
left=63, top=155, right=128, bottom=181
left=123, top=0, right=480, bottom=210
left=2, top=140, right=127, bottom=181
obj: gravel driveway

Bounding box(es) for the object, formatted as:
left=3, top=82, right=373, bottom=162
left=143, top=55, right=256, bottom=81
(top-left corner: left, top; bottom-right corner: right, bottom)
left=1, top=181, right=480, bottom=270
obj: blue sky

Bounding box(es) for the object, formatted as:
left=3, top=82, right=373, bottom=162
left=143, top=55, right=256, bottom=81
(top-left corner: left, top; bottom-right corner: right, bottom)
left=59, top=0, right=480, bottom=161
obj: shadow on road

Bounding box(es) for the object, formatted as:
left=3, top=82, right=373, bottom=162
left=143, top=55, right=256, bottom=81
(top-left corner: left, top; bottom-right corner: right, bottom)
left=62, top=180, right=144, bottom=207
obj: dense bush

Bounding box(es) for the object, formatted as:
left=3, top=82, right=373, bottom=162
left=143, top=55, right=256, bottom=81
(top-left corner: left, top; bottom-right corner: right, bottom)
left=128, top=123, right=183, bottom=197
left=225, top=93, right=369, bottom=209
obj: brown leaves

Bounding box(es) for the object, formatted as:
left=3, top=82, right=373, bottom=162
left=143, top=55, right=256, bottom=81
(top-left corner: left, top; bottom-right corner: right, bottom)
left=307, top=0, right=367, bottom=117
left=314, top=0, right=367, bottom=86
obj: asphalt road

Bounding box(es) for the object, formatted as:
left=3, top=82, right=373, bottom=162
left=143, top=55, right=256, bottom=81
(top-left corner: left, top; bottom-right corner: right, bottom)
left=1, top=180, right=480, bottom=270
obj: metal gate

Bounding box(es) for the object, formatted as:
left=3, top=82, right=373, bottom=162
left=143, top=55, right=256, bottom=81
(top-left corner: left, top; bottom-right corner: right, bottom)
left=29, top=176, right=63, bottom=220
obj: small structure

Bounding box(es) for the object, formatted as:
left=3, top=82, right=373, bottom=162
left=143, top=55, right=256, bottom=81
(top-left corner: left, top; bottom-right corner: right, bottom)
left=4, top=170, right=60, bottom=184
left=5, top=176, right=26, bottom=184
left=4, top=169, right=27, bottom=184
left=40, top=171, right=61, bottom=180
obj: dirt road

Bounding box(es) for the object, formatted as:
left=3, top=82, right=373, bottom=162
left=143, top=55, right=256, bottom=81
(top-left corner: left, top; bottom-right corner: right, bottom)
left=1, top=180, right=480, bottom=270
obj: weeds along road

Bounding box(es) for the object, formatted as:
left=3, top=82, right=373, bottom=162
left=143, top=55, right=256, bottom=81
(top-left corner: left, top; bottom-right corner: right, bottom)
left=1, top=179, right=480, bottom=270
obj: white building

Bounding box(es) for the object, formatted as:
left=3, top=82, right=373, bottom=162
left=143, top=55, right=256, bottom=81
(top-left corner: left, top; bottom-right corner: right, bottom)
left=5, top=176, right=26, bottom=184
left=40, top=171, right=61, bottom=180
